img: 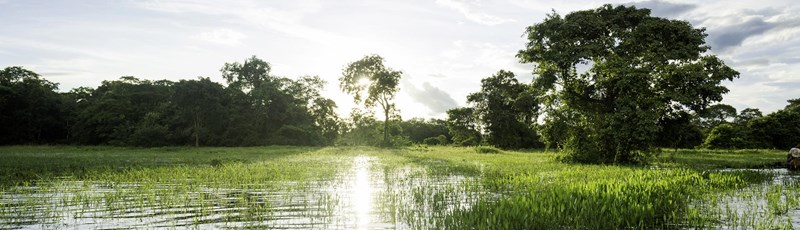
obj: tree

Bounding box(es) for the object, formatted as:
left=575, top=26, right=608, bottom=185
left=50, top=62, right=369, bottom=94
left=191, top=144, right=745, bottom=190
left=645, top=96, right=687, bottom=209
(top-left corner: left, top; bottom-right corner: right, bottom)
left=734, top=108, right=762, bottom=125
left=446, top=107, right=482, bottom=146
left=310, top=98, right=341, bottom=145
left=0, top=67, right=68, bottom=144
left=703, top=123, right=748, bottom=149
left=220, top=56, right=327, bottom=146
left=338, top=108, right=382, bottom=146
left=399, top=118, right=450, bottom=144
left=69, top=77, right=174, bottom=146
left=518, top=5, right=739, bottom=163
left=656, top=111, right=704, bottom=150
left=173, top=77, right=229, bottom=146
left=467, top=70, right=542, bottom=149
left=786, top=98, right=800, bottom=112
left=697, top=103, right=737, bottom=130
left=748, top=108, right=800, bottom=149
left=339, top=55, right=401, bottom=146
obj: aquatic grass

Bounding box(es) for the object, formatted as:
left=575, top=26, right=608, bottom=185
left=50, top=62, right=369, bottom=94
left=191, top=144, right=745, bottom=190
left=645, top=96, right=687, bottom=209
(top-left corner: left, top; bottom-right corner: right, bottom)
left=0, top=146, right=796, bottom=229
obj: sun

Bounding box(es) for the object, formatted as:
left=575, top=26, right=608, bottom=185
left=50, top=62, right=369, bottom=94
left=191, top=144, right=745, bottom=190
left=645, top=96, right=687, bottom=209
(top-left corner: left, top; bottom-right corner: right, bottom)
left=357, top=78, right=371, bottom=87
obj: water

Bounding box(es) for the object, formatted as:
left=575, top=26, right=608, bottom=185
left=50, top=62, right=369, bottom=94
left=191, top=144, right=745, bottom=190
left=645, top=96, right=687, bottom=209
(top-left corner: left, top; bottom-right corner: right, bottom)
left=0, top=156, right=480, bottom=229
left=705, top=168, right=800, bottom=228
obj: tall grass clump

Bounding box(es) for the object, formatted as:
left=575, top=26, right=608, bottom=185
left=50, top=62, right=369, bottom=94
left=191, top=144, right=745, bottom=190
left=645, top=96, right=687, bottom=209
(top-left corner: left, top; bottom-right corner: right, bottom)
left=449, top=169, right=754, bottom=229
left=474, top=146, right=502, bottom=154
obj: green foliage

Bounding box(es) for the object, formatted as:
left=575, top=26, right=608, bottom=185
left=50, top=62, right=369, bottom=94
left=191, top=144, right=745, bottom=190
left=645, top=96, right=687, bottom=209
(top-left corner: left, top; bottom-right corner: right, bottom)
left=656, top=111, right=704, bottom=149
left=518, top=5, right=739, bottom=163
left=337, top=108, right=381, bottom=146
left=339, top=55, right=402, bottom=146
left=474, top=145, right=502, bottom=154
left=399, top=118, right=450, bottom=144
left=0, top=146, right=792, bottom=228
left=1, top=56, right=339, bottom=147
left=467, top=70, right=543, bottom=149
left=70, top=77, right=175, bottom=145
left=173, top=77, right=229, bottom=146
left=703, top=124, right=748, bottom=149
left=734, top=108, right=762, bottom=125
left=0, top=67, right=69, bottom=144
left=446, top=107, right=482, bottom=146
left=747, top=103, right=800, bottom=149
left=422, top=135, right=448, bottom=145
left=697, top=104, right=737, bottom=130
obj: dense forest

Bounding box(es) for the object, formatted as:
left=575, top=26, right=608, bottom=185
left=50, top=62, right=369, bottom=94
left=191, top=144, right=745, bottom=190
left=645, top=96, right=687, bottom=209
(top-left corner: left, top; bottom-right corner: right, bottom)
left=0, top=56, right=452, bottom=147
left=2, top=59, right=797, bottom=151
left=2, top=5, right=799, bottom=164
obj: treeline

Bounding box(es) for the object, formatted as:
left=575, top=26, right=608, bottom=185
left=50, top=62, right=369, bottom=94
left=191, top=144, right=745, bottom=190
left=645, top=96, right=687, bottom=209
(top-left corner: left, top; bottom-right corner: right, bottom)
left=699, top=102, right=800, bottom=149
left=2, top=56, right=798, bottom=150
left=4, top=5, right=799, bottom=158
left=439, top=4, right=800, bottom=161
left=0, top=57, right=450, bottom=147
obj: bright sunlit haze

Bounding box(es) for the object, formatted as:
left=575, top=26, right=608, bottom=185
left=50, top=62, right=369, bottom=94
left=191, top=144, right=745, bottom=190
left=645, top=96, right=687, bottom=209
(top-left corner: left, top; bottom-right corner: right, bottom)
left=1, top=0, right=799, bottom=119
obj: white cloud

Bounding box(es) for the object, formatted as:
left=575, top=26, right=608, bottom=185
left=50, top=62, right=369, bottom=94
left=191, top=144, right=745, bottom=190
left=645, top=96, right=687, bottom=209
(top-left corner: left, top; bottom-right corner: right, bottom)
left=196, top=28, right=247, bottom=46
left=134, top=0, right=341, bottom=45
left=435, top=0, right=515, bottom=25
left=402, top=78, right=459, bottom=116
left=3, top=0, right=800, bottom=119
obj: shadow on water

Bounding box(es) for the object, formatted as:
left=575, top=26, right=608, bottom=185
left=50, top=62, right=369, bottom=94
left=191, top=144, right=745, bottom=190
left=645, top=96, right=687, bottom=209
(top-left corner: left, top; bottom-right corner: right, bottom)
left=0, top=155, right=481, bottom=229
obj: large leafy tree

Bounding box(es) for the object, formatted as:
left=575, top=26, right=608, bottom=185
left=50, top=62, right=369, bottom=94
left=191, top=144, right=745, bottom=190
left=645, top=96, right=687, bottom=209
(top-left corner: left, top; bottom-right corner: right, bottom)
left=467, top=70, right=542, bottom=149
left=697, top=103, right=737, bottom=130
left=339, top=55, right=401, bottom=146
left=0, top=67, right=68, bottom=144
left=518, top=5, right=739, bottom=163
left=70, top=77, right=174, bottom=146
left=747, top=99, right=800, bottom=149
left=173, top=77, right=229, bottom=146
left=399, top=118, right=450, bottom=144
left=446, top=107, right=482, bottom=146
left=220, top=56, right=326, bottom=146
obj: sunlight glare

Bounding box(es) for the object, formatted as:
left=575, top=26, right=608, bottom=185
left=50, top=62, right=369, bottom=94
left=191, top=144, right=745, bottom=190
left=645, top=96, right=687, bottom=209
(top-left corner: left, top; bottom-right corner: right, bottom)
left=357, top=78, right=371, bottom=87
left=352, top=156, right=372, bottom=229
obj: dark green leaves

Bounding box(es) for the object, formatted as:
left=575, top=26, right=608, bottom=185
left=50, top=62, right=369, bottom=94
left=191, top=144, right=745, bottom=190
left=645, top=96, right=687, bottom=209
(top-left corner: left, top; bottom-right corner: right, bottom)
left=518, top=5, right=738, bottom=163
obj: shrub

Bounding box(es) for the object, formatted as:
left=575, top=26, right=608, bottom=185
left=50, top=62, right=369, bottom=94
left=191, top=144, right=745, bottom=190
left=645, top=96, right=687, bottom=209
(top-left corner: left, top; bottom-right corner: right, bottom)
left=475, top=146, right=502, bottom=154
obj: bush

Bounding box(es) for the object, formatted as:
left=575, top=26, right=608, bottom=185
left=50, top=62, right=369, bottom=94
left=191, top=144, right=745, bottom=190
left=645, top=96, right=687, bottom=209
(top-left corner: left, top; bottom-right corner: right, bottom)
left=389, top=136, right=412, bottom=147
left=423, top=135, right=449, bottom=145
left=475, top=146, right=502, bottom=154
left=423, top=136, right=441, bottom=145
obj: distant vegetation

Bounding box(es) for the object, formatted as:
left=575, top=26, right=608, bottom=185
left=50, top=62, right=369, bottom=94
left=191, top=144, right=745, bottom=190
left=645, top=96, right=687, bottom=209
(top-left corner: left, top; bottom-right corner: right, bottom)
left=1, top=4, right=799, bottom=165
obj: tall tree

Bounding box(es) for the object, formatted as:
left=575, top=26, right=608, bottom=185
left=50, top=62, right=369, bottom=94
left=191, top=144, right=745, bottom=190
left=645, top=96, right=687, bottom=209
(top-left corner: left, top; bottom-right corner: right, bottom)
left=220, top=56, right=324, bottom=146
left=0, top=67, right=67, bottom=144
left=310, top=98, right=341, bottom=145
left=734, top=108, right=763, bottom=125
left=339, top=55, right=401, bottom=146
left=697, top=103, right=737, bottom=130
left=70, top=77, right=174, bottom=146
left=446, top=107, right=482, bottom=146
left=399, top=118, right=450, bottom=144
left=173, top=77, right=229, bottom=146
left=467, top=70, right=542, bottom=149
left=518, top=5, right=739, bottom=163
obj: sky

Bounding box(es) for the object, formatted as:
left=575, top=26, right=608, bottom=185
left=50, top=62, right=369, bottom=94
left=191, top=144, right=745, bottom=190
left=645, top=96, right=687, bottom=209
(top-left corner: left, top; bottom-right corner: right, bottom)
left=1, top=0, right=799, bottom=119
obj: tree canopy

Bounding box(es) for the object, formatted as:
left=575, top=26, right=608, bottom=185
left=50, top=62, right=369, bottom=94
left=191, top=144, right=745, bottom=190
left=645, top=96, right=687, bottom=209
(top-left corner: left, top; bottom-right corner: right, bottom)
left=339, top=55, right=402, bottom=146
left=518, top=5, right=739, bottom=163
left=467, top=70, right=542, bottom=149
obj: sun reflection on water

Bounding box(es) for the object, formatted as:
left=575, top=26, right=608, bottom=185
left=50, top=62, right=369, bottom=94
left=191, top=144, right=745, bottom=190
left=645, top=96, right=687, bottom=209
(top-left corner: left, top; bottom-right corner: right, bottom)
left=352, top=156, right=373, bottom=229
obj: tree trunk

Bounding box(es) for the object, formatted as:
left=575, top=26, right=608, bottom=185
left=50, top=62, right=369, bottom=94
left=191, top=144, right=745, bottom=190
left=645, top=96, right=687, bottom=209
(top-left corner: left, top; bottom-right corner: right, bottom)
left=383, top=108, right=389, bottom=146
left=194, top=112, right=200, bottom=147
